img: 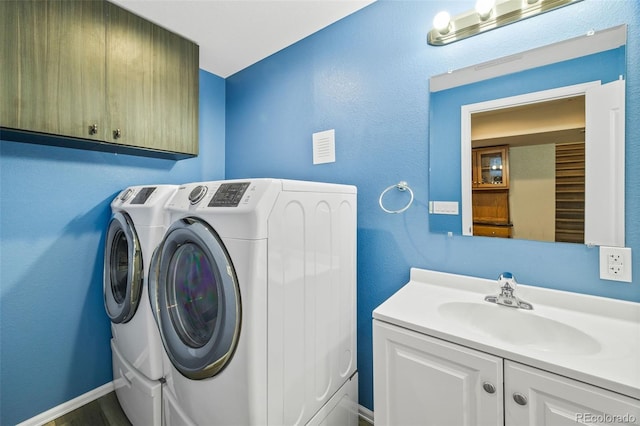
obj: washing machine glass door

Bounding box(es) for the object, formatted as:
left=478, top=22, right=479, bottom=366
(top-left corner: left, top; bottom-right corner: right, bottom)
left=104, top=212, right=143, bottom=324
left=150, top=217, right=241, bottom=380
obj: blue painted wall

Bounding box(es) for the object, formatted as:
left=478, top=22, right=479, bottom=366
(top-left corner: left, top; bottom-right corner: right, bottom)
left=226, top=0, right=640, bottom=412
left=0, top=70, right=226, bottom=425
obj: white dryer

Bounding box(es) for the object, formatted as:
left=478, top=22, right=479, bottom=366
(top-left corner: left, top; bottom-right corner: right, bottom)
left=149, top=179, right=358, bottom=426
left=104, top=184, right=178, bottom=426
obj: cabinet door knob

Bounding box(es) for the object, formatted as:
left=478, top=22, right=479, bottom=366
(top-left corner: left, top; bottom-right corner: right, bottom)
left=482, top=382, right=496, bottom=394
left=513, top=392, right=528, bottom=406
left=89, top=123, right=98, bottom=135
left=113, top=129, right=122, bottom=139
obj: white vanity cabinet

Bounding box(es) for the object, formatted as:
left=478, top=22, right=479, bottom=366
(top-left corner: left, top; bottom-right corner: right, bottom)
left=373, top=320, right=504, bottom=426
left=373, top=269, right=640, bottom=426
left=505, top=361, right=640, bottom=426
left=374, top=320, right=640, bottom=426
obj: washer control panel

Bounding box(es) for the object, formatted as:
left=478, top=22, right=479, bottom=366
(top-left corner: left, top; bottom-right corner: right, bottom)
left=130, top=187, right=157, bottom=205
left=118, top=186, right=157, bottom=205
left=208, top=182, right=250, bottom=207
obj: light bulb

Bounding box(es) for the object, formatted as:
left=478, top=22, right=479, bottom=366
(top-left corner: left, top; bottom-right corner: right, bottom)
left=433, top=11, right=451, bottom=35
left=475, top=0, right=495, bottom=20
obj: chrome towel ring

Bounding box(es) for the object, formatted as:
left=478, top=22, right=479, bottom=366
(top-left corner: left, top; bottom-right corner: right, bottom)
left=379, top=181, right=414, bottom=214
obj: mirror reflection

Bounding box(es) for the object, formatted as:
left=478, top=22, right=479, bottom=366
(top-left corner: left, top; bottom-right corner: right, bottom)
left=428, top=25, right=626, bottom=245
left=469, top=95, right=586, bottom=243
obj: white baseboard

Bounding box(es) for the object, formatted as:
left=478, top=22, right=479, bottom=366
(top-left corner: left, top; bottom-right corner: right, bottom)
left=358, top=404, right=374, bottom=424
left=17, top=381, right=115, bottom=426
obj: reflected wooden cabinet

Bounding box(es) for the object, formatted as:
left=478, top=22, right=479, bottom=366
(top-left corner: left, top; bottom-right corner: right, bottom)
left=473, top=222, right=512, bottom=238
left=472, top=146, right=509, bottom=189
left=1, top=0, right=198, bottom=157
left=472, top=145, right=511, bottom=237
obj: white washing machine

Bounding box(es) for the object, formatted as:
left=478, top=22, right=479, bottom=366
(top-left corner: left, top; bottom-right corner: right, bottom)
left=104, top=184, right=178, bottom=426
left=148, top=178, right=358, bottom=426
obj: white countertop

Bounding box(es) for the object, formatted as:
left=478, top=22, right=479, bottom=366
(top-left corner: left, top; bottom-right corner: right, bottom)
left=373, top=268, right=640, bottom=399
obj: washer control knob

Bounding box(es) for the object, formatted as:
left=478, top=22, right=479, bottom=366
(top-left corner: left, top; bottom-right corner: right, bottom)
left=120, top=188, right=134, bottom=202
left=189, top=185, right=207, bottom=204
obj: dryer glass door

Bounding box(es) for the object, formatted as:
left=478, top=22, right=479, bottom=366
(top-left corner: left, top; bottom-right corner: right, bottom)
left=150, top=217, right=241, bottom=380
left=104, top=212, right=143, bottom=323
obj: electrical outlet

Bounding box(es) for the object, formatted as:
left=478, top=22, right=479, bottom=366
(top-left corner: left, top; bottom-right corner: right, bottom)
left=599, top=246, right=632, bottom=282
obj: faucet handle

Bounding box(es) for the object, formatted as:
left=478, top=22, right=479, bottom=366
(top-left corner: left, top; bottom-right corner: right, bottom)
left=498, top=272, right=517, bottom=298
left=499, top=271, right=514, bottom=280
left=498, top=272, right=516, bottom=286
left=487, top=272, right=533, bottom=310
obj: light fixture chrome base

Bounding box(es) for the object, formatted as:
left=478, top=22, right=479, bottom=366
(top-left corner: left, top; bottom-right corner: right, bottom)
left=427, top=0, right=583, bottom=46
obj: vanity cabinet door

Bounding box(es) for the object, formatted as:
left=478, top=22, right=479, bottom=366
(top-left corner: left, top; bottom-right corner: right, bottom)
left=373, top=320, right=503, bottom=426
left=505, top=361, right=640, bottom=426
left=1, top=0, right=106, bottom=140
left=105, top=2, right=199, bottom=155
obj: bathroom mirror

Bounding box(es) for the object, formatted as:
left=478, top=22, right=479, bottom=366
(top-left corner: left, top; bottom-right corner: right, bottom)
left=428, top=25, right=626, bottom=246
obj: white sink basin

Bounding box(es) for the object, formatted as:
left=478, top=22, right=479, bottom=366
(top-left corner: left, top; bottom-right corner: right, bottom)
left=438, top=301, right=601, bottom=355
left=373, top=268, right=640, bottom=399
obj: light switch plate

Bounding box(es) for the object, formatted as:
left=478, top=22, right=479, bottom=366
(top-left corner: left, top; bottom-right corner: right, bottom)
left=429, top=201, right=459, bottom=215
left=599, top=246, right=632, bottom=282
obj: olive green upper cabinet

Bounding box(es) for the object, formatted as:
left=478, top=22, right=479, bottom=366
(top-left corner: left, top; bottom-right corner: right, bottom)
left=105, top=3, right=199, bottom=155
left=1, top=0, right=107, bottom=141
left=1, top=0, right=199, bottom=157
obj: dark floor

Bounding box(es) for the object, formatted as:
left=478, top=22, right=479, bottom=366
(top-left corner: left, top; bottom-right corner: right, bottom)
left=44, top=392, right=131, bottom=426
left=359, top=417, right=373, bottom=426
left=45, top=391, right=372, bottom=426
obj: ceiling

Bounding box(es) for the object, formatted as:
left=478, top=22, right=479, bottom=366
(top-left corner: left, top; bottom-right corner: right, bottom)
left=111, top=0, right=376, bottom=78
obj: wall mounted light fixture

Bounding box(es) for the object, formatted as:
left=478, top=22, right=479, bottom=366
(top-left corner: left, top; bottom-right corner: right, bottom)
left=427, top=0, right=583, bottom=46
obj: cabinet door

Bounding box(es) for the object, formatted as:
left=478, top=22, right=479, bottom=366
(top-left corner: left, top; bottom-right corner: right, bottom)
left=473, top=223, right=512, bottom=238
left=471, top=190, right=510, bottom=224
left=473, top=146, right=509, bottom=189
left=105, top=3, right=199, bottom=155
left=1, top=0, right=106, bottom=140
left=373, top=320, right=503, bottom=426
left=505, top=361, right=640, bottom=426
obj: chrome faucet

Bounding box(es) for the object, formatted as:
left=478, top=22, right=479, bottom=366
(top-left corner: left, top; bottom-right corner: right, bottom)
left=484, top=272, right=533, bottom=310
